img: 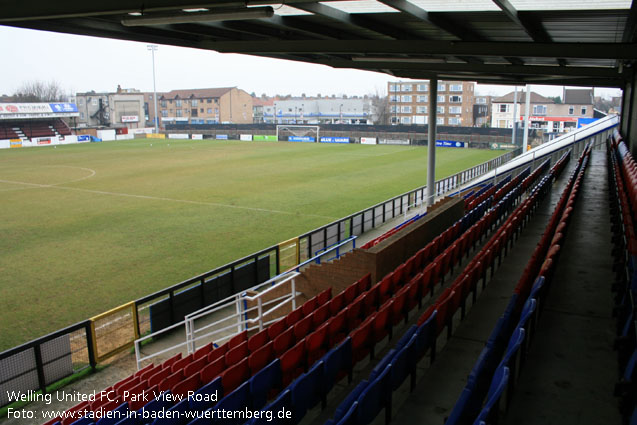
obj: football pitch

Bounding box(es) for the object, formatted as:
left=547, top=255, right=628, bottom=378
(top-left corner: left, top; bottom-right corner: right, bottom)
left=0, top=138, right=503, bottom=350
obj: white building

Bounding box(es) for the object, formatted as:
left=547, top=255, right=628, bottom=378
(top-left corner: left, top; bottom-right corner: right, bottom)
left=266, top=97, right=373, bottom=124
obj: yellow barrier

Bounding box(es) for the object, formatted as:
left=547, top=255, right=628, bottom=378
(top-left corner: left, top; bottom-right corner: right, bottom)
left=10, top=139, right=22, bottom=148
left=90, top=301, right=139, bottom=362
left=145, top=133, right=166, bottom=139
left=278, top=237, right=300, bottom=272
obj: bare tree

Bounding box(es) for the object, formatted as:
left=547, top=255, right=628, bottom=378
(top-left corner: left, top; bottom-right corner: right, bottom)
left=13, top=80, right=69, bottom=102
left=370, top=88, right=390, bottom=125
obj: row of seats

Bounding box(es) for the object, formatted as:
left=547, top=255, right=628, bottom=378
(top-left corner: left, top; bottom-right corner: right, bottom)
left=322, top=157, right=557, bottom=425
left=608, top=132, right=637, bottom=424
left=464, top=176, right=511, bottom=212
left=445, top=145, right=591, bottom=425
left=0, top=123, right=20, bottom=139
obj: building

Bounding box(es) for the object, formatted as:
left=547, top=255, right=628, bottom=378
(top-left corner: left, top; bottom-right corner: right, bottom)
left=252, top=96, right=276, bottom=123
left=75, top=86, right=145, bottom=129
left=473, top=95, right=492, bottom=127
left=387, top=80, right=475, bottom=126
left=491, top=89, right=594, bottom=134
left=265, top=97, right=373, bottom=124
left=145, top=87, right=253, bottom=127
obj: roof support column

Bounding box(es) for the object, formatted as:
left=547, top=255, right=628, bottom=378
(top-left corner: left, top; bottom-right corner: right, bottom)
left=626, top=71, right=637, bottom=156
left=427, top=77, right=437, bottom=207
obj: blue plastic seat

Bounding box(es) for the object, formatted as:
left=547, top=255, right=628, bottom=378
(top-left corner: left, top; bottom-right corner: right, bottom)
left=253, top=389, right=292, bottom=425
left=473, top=366, right=510, bottom=424
left=333, top=380, right=368, bottom=424
left=370, top=349, right=395, bottom=381
left=250, top=358, right=281, bottom=410
left=390, top=334, right=417, bottom=391
left=335, top=401, right=358, bottom=425
left=415, top=311, right=437, bottom=362
left=289, top=360, right=324, bottom=424
left=189, top=376, right=222, bottom=412
left=152, top=398, right=190, bottom=425
left=324, top=337, right=352, bottom=393
left=444, top=387, right=474, bottom=425
left=96, top=402, right=129, bottom=425
left=501, top=328, right=525, bottom=368
left=356, top=364, right=391, bottom=425
left=395, top=325, right=418, bottom=351
left=213, top=381, right=251, bottom=425
left=139, top=391, right=173, bottom=424
left=517, top=298, right=537, bottom=331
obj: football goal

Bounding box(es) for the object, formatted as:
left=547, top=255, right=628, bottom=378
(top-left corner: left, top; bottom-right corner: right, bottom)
left=276, top=125, right=320, bottom=142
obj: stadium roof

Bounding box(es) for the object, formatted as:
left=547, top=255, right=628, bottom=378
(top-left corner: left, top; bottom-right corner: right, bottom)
left=1, top=0, right=636, bottom=87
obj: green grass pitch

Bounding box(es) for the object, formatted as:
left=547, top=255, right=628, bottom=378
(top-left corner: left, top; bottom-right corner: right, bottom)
left=0, top=138, right=503, bottom=350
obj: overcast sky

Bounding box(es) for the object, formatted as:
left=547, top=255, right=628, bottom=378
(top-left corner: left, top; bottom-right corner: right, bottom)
left=0, top=26, right=623, bottom=100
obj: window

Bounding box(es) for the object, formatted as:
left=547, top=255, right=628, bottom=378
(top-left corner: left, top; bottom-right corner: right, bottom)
left=207, top=119, right=215, bottom=124
left=149, top=95, right=153, bottom=100
left=78, top=99, right=84, bottom=105
left=417, top=84, right=428, bottom=92
left=568, top=106, right=574, bottom=115
left=80, top=112, right=85, bottom=119
left=401, top=84, right=412, bottom=91
left=175, top=100, right=182, bottom=107
left=417, top=95, right=428, bottom=103
left=389, top=84, right=398, bottom=92
left=449, top=84, right=462, bottom=92
left=449, top=106, right=462, bottom=114
left=161, top=110, right=168, bottom=117
left=476, top=97, right=487, bottom=104
left=533, top=105, right=547, bottom=115
left=449, top=95, right=462, bottom=103
left=437, top=83, right=446, bottom=91
left=498, top=120, right=507, bottom=128
left=401, top=95, right=412, bottom=102
left=436, top=117, right=445, bottom=125
left=499, top=104, right=509, bottom=113
left=390, top=95, right=398, bottom=102
left=416, top=106, right=427, bottom=114
left=581, top=106, right=587, bottom=115
left=437, top=95, right=445, bottom=103
left=176, top=110, right=182, bottom=117
left=207, top=99, right=212, bottom=103
left=161, top=100, right=167, bottom=107
left=192, top=99, right=198, bottom=106
left=92, top=99, right=97, bottom=106
left=401, top=116, right=411, bottom=124
left=192, top=109, right=198, bottom=117
left=448, top=117, right=461, bottom=125
left=391, top=116, right=399, bottom=124
left=207, top=108, right=213, bottom=114
left=390, top=105, right=398, bottom=113
left=401, top=106, right=412, bottom=113
left=200, top=108, right=204, bottom=113
left=437, top=106, right=445, bottom=114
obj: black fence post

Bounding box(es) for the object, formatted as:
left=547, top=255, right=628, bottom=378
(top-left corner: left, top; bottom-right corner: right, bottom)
left=133, top=304, right=142, bottom=340
left=308, top=233, right=313, bottom=259
left=33, top=345, right=47, bottom=393
left=275, top=245, right=280, bottom=275
left=169, top=290, right=176, bottom=325
left=86, top=321, right=97, bottom=369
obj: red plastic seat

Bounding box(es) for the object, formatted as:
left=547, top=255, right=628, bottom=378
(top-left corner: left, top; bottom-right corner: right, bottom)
left=281, top=340, right=306, bottom=387
left=327, top=308, right=348, bottom=347
left=405, top=273, right=422, bottom=311
left=184, top=356, right=207, bottom=378
left=273, top=327, right=295, bottom=356
left=225, top=340, right=249, bottom=366
left=159, top=369, right=184, bottom=392
left=421, top=263, right=435, bottom=298
left=390, top=285, right=409, bottom=326
left=207, top=342, right=229, bottom=363
left=356, top=273, right=372, bottom=295
left=193, top=343, right=213, bottom=361
left=294, top=313, right=314, bottom=341
left=306, top=321, right=329, bottom=365
left=313, top=303, right=330, bottom=328
left=228, top=330, right=248, bottom=349
left=378, top=273, right=394, bottom=303
left=351, top=314, right=375, bottom=364
left=302, top=296, right=318, bottom=316
left=329, top=291, right=345, bottom=316
left=362, top=284, right=379, bottom=316
left=286, top=306, right=304, bottom=327
left=134, top=363, right=155, bottom=379
left=343, top=283, right=357, bottom=304
left=417, top=304, right=437, bottom=328
left=147, top=367, right=171, bottom=388
left=171, top=353, right=194, bottom=373
left=172, top=373, right=201, bottom=400
left=317, top=287, right=332, bottom=306
left=200, top=356, right=226, bottom=384
left=373, top=300, right=392, bottom=343
left=435, top=288, right=455, bottom=337
left=221, top=357, right=250, bottom=395
left=268, top=318, right=287, bottom=340
left=248, top=328, right=270, bottom=353
left=128, top=384, right=154, bottom=411
left=346, top=294, right=365, bottom=329
left=248, top=341, right=274, bottom=375
left=392, top=263, right=407, bottom=288
left=115, top=376, right=140, bottom=396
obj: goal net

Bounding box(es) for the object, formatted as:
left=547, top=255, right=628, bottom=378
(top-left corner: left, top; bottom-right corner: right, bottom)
left=276, top=125, right=320, bottom=142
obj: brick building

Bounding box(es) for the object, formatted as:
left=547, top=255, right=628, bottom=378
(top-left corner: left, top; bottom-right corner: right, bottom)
left=387, top=80, right=475, bottom=126
left=145, top=87, right=253, bottom=127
